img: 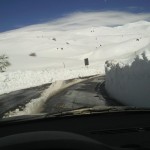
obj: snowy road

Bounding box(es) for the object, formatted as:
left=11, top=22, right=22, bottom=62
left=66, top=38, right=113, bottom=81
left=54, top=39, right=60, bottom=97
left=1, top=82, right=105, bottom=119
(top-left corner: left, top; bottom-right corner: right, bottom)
left=42, top=76, right=122, bottom=114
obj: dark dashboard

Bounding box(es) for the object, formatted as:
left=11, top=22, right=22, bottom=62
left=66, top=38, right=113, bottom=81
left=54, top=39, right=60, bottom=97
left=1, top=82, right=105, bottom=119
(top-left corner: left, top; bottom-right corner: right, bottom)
left=0, top=111, right=150, bottom=149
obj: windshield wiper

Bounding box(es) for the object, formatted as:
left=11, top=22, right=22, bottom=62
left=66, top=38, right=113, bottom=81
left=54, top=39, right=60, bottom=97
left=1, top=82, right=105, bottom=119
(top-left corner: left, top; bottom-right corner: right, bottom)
left=1, top=106, right=150, bottom=123
left=0, top=114, right=46, bottom=124
left=45, top=106, right=150, bottom=118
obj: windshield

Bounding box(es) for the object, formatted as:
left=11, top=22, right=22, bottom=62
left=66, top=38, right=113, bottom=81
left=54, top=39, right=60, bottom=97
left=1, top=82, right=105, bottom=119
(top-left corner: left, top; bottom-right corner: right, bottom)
left=0, top=0, right=150, bottom=120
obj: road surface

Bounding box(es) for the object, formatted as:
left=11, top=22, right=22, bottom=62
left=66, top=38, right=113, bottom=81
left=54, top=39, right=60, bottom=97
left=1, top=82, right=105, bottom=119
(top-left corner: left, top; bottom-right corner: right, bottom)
left=0, top=76, right=122, bottom=118
left=0, top=83, right=50, bottom=118
left=42, top=76, right=122, bottom=114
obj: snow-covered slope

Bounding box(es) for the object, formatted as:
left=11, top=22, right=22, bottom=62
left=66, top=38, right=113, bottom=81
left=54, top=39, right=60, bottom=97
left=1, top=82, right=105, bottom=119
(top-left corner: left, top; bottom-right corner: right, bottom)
left=0, top=11, right=150, bottom=95
left=1, top=20, right=150, bottom=71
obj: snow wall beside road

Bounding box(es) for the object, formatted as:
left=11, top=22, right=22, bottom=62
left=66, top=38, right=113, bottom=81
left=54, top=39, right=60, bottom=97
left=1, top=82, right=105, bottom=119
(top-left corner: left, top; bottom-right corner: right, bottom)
left=105, top=51, right=150, bottom=107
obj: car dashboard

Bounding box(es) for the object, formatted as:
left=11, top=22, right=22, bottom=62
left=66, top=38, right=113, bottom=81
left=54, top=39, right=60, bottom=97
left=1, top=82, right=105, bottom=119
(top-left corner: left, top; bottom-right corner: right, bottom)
left=0, top=111, right=150, bottom=149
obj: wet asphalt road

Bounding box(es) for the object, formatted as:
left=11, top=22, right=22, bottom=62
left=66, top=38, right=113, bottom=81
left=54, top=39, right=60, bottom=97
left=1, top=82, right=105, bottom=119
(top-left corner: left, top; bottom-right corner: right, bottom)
left=0, top=83, right=51, bottom=118
left=0, top=76, right=122, bottom=118
left=42, top=76, right=122, bottom=114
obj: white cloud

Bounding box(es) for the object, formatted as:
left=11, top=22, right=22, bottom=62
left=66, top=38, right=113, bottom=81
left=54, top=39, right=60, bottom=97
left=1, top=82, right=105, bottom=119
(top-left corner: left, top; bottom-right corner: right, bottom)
left=23, top=11, right=150, bottom=31
left=127, top=6, right=143, bottom=11
left=45, top=11, right=150, bottom=30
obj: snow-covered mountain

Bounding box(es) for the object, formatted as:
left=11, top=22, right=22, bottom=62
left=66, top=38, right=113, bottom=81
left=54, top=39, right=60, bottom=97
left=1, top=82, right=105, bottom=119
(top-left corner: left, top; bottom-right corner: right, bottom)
left=0, top=20, right=150, bottom=71
left=0, top=12, right=150, bottom=95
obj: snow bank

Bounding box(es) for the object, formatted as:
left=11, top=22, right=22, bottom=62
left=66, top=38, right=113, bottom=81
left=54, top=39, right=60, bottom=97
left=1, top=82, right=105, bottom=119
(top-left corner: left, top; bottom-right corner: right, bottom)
left=0, top=67, right=101, bottom=95
left=3, top=77, right=91, bottom=118
left=105, top=50, right=150, bottom=107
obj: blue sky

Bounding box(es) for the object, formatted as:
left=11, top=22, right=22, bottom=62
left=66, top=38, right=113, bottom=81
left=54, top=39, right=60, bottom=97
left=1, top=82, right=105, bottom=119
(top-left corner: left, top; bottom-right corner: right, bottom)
left=0, top=0, right=150, bottom=32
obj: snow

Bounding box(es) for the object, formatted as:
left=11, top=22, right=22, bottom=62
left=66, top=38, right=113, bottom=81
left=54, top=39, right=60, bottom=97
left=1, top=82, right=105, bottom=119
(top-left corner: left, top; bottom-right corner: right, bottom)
left=105, top=45, right=150, bottom=107
left=0, top=11, right=150, bottom=109
left=0, top=68, right=101, bottom=95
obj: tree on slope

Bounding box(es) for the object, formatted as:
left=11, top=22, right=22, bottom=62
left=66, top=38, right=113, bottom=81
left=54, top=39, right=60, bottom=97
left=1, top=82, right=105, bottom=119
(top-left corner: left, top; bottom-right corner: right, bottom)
left=0, top=54, right=11, bottom=72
